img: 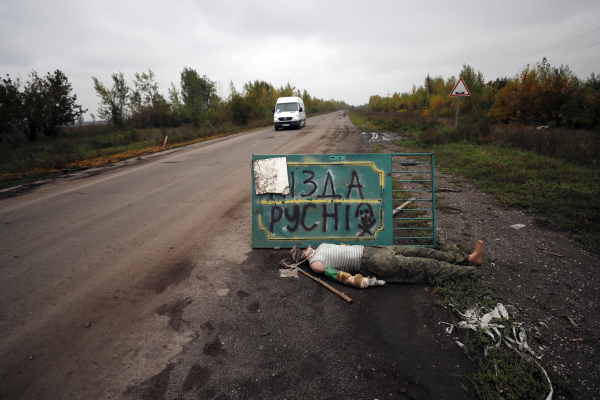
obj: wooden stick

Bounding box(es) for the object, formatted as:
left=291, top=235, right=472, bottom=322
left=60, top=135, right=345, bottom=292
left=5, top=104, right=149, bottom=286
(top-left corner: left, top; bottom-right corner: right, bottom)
left=534, top=244, right=564, bottom=258
left=566, top=315, right=578, bottom=328
left=280, top=260, right=353, bottom=303
left=437, top=188, right=461, bottom=192
left=393, top=198, right=415, bottom=215
left=447, top=305, right=459, bottom=328
left=437, top=205, right=462, bottom=212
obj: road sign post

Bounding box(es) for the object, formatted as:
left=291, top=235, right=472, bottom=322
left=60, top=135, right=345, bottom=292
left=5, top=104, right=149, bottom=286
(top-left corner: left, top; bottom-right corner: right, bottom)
left=449, top=77, right=471, bottom=127
left=455, top=97, right=461, bottom=127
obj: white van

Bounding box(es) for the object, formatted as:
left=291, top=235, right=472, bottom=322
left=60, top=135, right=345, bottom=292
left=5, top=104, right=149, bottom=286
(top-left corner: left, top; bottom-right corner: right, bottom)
left=273, top=96, right=305, bottom=131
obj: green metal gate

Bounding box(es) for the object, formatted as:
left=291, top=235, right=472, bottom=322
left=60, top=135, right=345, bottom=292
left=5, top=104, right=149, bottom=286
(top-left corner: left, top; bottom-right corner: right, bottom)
left=251, top=153, right=436, bottom=248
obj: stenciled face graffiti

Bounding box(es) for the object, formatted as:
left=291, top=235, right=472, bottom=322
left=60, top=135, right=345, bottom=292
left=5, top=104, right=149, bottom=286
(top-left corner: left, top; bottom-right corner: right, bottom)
left=262, top=167, right=383, bottom=239
left=355, top=203, right=377, bottom=237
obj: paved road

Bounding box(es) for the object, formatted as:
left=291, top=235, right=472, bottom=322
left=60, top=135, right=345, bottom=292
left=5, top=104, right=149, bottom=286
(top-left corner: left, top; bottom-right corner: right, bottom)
left=0, top=113, right=476, bottom=399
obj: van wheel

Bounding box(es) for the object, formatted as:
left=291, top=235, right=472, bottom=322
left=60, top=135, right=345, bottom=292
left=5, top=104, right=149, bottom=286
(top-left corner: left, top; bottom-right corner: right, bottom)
left=275, top=126, right=279, bottom=131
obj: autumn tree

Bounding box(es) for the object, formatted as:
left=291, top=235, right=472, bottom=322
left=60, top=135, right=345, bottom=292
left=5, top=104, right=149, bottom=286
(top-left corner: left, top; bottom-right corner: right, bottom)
left=489, top=59, right=573, bottom=124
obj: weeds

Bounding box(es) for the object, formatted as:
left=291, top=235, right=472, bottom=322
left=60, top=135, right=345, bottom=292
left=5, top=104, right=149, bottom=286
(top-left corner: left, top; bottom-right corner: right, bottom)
left=469, top=340, right=551, bottom=400
left=431, top=276, right=498, bottom=311
left=0, top=119, right=273, bottom=189
left=390, top=139, right=600, bottom=252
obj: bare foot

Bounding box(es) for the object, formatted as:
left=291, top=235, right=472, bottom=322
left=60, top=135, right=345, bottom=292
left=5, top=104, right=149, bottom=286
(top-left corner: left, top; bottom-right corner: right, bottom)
left=468, top=240, right=483, bottom=265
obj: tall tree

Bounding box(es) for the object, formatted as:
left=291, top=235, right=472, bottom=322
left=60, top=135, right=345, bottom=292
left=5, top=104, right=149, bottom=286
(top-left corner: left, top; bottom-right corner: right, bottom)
left=41, top=70, right=86, bottom=139
left=0, top=74, right=26, bottom=142
left=92, top=72, right=130, bottom=127
left=130, top=69, right=169, bottom=128
left=131, top=69, right=164, bottom=109
left=23, top=71, right=47, bottom=141
left=180, top=67, right=218, bottom=126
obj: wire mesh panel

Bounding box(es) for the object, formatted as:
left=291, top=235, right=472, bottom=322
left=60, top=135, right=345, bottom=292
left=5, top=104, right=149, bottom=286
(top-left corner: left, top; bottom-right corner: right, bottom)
left=391, top=153, right=436, bottom=247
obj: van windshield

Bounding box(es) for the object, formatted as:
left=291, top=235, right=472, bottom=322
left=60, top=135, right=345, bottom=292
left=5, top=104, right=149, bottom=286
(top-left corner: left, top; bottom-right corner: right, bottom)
left=275, top=102, right=298, bottom=112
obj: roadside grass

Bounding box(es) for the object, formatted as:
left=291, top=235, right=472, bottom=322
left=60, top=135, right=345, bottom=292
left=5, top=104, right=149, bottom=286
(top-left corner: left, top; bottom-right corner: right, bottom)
left=350, top=106, right=600, bottom=252
left=0, top=118, right=273, bottom=190
left=398, top=140, right=600, bottom=252
left=350, top=109, right=423, bottom=135
left=351, top=108, right=578, bottom=399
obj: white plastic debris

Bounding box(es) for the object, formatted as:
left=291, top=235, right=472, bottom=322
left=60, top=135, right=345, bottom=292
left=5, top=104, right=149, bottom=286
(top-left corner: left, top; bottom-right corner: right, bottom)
left=446, top=303, right=553, bottom=400
left=510, top=224, right=526, bottom=230
left=279, top=269, right=298, bottom=278
left=438, top=322, right=454, bottom=333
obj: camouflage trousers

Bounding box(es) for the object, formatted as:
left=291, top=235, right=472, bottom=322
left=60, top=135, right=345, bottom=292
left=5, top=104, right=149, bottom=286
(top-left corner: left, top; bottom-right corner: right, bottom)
left=360, top=245, right=480, bottom=283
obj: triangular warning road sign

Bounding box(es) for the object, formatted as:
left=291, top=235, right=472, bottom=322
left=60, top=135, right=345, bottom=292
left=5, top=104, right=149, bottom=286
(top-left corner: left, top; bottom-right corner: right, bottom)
left=449, top=78, right=471, bottom=97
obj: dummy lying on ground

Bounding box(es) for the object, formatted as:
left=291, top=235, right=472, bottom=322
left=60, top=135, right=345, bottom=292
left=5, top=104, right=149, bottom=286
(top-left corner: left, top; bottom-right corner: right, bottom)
left=289, top=241, right=483, bottom=289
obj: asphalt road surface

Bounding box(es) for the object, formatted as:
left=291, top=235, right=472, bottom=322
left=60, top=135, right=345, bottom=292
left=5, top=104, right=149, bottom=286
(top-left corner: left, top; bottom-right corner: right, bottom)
left=0, top=113, right=477, bottom=400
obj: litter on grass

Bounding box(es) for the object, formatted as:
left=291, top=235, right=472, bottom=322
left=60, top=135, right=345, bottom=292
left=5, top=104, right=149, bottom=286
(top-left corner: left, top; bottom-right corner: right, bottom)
left=445, top=303, right=553, bottom=400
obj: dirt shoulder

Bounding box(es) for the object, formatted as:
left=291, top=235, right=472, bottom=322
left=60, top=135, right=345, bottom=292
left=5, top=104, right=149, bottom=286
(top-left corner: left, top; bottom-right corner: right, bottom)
left=364, top=132, right=600, bottom=399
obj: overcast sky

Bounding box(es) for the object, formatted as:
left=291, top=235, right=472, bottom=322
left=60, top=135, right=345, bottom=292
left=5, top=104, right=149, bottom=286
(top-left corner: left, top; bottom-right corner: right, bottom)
left=1, top=0, right=599, bottom=118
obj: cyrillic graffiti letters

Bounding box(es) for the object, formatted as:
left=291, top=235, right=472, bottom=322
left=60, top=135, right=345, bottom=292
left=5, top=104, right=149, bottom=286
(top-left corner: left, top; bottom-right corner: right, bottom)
left=322, top=204, right=339, bottom=231
left=270, top=206, right=283, bottom=233
left=300, top=170, right=317, bottom=197
left=266, top=168, right=379, bottom=237
left=317, top=171, right=342, bottom=199
left=284, top=205, right=300, bottom=232
left=346, top=170, right=364, bottom=199
left=301, top=204, right=318, bottom=231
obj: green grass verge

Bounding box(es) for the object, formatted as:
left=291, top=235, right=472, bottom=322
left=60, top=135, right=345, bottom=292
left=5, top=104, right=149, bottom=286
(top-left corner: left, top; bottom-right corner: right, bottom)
left=397, top=140, right=600, bottom=252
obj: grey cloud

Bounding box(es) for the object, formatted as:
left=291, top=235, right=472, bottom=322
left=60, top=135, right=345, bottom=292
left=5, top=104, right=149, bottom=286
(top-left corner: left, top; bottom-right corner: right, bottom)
left=1, top=0, right=599, bottom=114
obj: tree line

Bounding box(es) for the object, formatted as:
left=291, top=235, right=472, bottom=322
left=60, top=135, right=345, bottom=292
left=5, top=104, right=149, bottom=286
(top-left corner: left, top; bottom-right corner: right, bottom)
left=1, top=67, right=349, bottom=143
left=366, top=58, right=600, bottom=130
left=91, top=67, right=349, bottom=129
left=1, top=70, right=86, bottom=142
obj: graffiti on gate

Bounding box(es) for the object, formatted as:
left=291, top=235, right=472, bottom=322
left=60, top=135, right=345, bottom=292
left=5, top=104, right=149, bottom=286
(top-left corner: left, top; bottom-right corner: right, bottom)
left=256, top=161, right=385, bottom=241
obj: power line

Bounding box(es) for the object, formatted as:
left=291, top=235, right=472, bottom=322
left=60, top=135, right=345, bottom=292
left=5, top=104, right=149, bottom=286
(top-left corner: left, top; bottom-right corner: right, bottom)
left=548, top=40, right=600, bottom=61
left=481, top=26, right=600, bottom=70
left=484, top=40, right=600, bottom=81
